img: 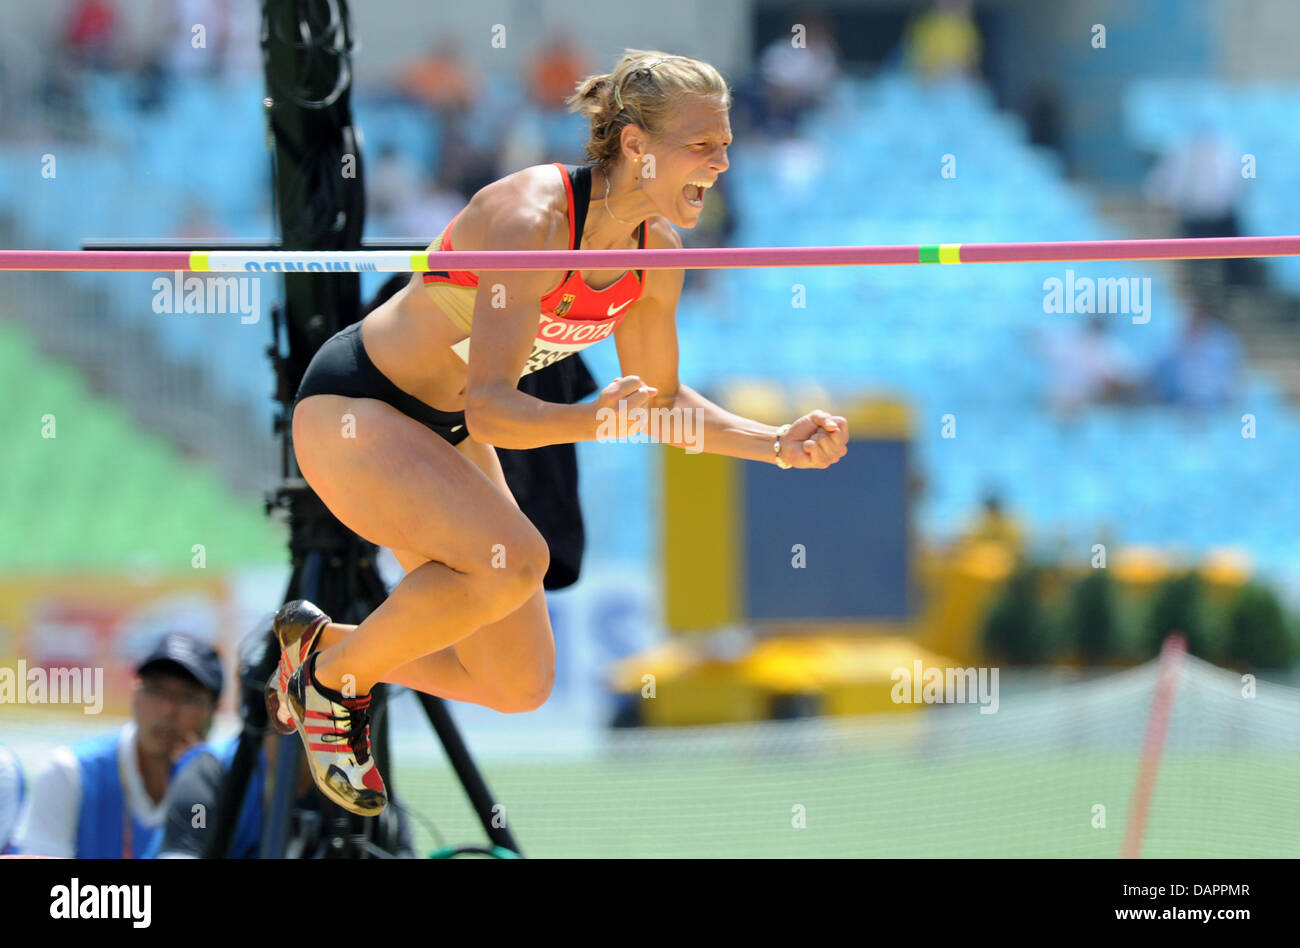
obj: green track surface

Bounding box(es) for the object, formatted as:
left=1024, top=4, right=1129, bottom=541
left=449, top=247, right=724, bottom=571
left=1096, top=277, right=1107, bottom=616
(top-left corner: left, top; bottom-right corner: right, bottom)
left=396, top=751, right=1300, bottom=858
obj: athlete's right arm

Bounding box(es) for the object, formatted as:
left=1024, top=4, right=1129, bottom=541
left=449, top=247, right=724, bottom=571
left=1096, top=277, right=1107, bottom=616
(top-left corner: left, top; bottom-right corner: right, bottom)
left=459, top=207, right=602, bottom=449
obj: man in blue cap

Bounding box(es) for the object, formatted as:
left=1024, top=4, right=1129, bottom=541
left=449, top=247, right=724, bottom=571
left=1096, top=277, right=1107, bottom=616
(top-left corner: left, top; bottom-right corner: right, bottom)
left=13, top=631, right=223, bottom=858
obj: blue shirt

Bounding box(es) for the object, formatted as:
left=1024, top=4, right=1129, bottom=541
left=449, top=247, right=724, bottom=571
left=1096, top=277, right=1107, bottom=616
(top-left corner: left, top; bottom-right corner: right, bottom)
left=68, top=731, right=162, bottom=859
left=141, top=736, right=266, bottom=859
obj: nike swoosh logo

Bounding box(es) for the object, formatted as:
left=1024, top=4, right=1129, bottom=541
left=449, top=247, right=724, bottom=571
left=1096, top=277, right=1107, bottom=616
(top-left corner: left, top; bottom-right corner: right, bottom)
left=607, top=299, right=634, bottom=317
left=451, top=425, right=464, bottom=432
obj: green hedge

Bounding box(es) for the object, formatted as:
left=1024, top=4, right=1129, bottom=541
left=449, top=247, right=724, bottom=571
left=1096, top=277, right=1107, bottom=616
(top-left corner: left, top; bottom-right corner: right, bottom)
left=980, top=561, right=1054, bottom=665
left=1144, top=571, right=1214, bottom=661
left=1224, top=583, right=1293, bottom=670
left=1065, top=568, right=1119, bottom=663
left=978, top=563, right=1298, bottom=669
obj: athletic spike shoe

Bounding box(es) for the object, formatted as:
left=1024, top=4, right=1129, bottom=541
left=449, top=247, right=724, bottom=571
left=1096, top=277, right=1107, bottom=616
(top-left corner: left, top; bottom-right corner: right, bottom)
left=266, top=600, right=330, bottom=735
left=284, top=652, right=387, bottom=817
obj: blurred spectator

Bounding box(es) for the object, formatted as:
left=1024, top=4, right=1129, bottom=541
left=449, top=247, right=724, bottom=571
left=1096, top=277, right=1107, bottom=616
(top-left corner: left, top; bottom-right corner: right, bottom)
left=1144, top=124, right=1253, bottom=289
left=903, top=0, right=982, bottom=83
left=39, top=49, right=93, bottom=138
left=218, top=0, right=262, bottom=78
left=370, top=144, right=466, bottom=237
left=135, top=0, right=260, bottom=110
left=962, top=492, right=1025, bottom=556
left=147, top=729, right=314, bottom=858
left=1040, top=318, right=1140, bottom=417
left=369, top=144, right=421, bottom=222
left=12, top=632, right=222, bottom=858
left=1145, top=302, right=1244, bottom=409
left=753, top=12, right=842, bottom=137
left=158, top=0, right=231, bottom=77
left=496, top=107, right=548, bottom=177
left=0, top=56, right=10, bottom=132
left=135, top=0, right=213, bottom=109
left=1023, top=82, right=1065, bottom=160
left=0, top=745, right=23, bottom=855
left=403, top=177, right=470, bottom=238
left=171, top=196, right=231, bottom=241
left=61, top=0, right=121, bottom=71
left=527, top=35, right=590, bottom=111
left=437, top=114, right=501, bottom=199
left=397, top=38, right=477, bottom=120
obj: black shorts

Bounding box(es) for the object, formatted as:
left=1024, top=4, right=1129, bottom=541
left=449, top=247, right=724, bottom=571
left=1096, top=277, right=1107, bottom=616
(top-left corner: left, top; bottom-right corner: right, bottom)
left=293, top=322, right=470, bottom=447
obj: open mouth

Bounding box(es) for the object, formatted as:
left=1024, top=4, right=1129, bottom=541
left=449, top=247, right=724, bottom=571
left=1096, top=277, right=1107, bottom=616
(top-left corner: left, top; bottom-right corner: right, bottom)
left=682, top=180, right=711, bottom=207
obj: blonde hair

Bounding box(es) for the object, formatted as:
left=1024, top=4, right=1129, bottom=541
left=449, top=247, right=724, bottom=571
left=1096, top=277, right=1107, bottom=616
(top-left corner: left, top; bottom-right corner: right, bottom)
left=565, top=49, right=731, bottom=171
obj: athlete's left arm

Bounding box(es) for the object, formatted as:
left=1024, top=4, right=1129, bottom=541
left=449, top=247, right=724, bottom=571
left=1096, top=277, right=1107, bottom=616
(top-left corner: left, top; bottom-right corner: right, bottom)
left=613, top=222, right=849, bottom=468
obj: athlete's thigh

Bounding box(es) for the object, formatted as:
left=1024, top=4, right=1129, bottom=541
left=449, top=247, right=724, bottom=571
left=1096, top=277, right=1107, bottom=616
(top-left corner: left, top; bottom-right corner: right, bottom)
left=454, top=435, right=521, bottom=508
left=292, top=394, right=542, bottom=570
left=390, top=439, right=553, bottom=662
left=449, top=437, right=554, bottom=662
left=384, top=436, right=529, bottom=568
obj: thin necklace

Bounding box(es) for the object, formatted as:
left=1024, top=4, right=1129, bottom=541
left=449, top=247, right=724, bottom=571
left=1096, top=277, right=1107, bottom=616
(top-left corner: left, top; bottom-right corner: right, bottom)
left=603, top=169, right=639, bottom=225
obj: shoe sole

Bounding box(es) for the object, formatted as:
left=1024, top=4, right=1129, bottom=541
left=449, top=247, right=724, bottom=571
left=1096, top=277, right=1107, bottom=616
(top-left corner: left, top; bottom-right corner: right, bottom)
left=285, top=679, right=387, bottom=818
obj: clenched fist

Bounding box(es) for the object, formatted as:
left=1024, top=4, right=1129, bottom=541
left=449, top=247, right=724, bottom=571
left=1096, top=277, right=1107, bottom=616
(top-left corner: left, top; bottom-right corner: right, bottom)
left=777, top=410, right=849, bottom=469
left=594, top=375, right=659, bottom=439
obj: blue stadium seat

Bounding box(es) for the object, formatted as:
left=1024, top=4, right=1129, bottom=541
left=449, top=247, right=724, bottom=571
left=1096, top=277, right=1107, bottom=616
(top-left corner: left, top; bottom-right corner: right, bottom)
left=5, top=70, right=1299, bottom=576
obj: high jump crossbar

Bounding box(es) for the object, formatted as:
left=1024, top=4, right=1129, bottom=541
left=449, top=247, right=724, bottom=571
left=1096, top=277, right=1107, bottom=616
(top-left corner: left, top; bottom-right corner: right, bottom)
left=3, top=235, right=1300, bottom=272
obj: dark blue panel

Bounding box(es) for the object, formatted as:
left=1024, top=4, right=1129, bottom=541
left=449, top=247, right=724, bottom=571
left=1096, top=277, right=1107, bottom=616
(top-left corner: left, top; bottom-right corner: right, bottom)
left=742, top=439, right=910, bottom=621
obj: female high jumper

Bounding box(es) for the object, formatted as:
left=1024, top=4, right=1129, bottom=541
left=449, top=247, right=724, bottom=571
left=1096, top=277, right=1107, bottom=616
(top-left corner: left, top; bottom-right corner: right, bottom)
left=268, top=50, right=850, bottom=815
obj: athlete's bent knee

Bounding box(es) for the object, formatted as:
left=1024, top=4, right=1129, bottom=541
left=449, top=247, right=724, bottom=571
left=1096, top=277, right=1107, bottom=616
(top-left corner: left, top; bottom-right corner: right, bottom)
left=489, top=663, right=555, bottom=713
left=517, top=537, right=549, bottom=591
left=493, top=529, right=549, bottom=605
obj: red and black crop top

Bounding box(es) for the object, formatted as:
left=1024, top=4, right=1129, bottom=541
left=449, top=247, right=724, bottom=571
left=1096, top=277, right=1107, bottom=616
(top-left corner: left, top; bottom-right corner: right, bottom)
left=421, top=162, right=648, bottom=377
